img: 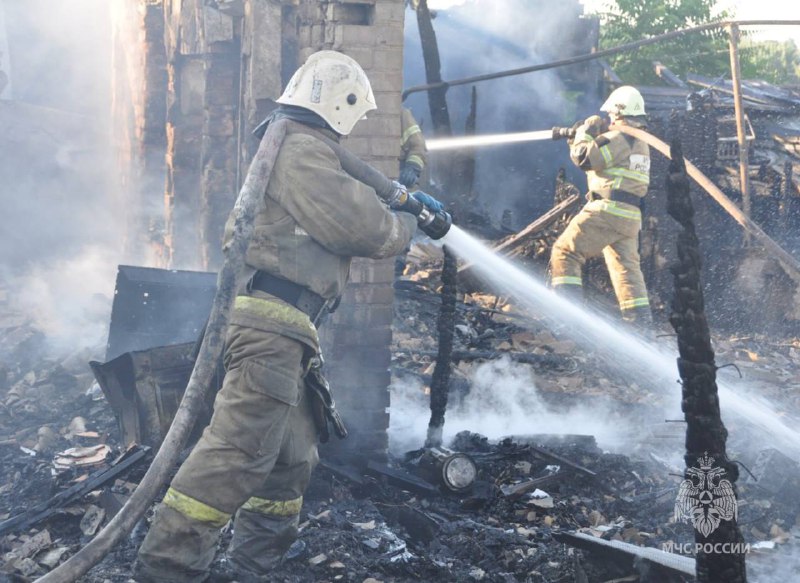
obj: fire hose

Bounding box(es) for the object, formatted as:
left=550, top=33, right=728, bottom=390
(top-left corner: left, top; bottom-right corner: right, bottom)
left=37, top=119, right=451, bottom=583
left=612, top=124, right=800, bottom=283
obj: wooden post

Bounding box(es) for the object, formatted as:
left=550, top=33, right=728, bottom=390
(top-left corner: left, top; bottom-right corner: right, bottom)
left=666, top=140, right=748, bottom=583
left=727, top=23, right=751, bottom=220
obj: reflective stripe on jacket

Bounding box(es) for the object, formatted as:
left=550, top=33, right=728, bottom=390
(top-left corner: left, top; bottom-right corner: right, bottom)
left=400, top=108, right=426, bottom=170
left=570, top=122, right=650, bottom=199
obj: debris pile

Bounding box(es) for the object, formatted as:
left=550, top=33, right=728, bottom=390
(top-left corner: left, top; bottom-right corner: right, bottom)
left=1, top=273, right=800, bottom=582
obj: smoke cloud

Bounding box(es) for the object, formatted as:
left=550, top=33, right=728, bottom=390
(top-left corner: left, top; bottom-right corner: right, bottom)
left=389, top=356, right=632, bottom=454
left=403, top=0, right=600, bottom=224
left=0, top=0, right=121, bottom=355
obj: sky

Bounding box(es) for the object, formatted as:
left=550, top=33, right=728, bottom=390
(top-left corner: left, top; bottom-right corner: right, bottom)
left=428, top=0, right=800, bottom=44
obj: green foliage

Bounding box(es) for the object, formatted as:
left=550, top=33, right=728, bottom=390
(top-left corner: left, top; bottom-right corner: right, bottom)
left=593, top=0, right=731, bottom=85
left=739, top=39, right=800, bottom=85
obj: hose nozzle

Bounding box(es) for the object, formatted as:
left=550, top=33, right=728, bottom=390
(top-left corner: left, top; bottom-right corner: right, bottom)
left=552, top=126, right=576, bottom=140
left=391, top=185, right=453, bottom=240
left=417, top=206, right=453, bottom=240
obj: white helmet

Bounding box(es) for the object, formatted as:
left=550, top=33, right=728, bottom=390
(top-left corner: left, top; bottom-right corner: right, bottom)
left=277, top=50, right=377, bottom=136
left=600, top=86, right=646, bottom=117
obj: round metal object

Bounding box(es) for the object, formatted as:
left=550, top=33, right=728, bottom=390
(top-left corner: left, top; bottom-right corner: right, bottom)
left=441, top=452, right=477, bottom=492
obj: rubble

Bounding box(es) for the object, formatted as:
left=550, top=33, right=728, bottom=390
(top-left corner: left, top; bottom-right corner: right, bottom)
left=2, top=255, right=800, bottom=582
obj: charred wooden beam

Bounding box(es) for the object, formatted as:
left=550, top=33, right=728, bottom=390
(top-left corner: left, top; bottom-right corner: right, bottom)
left=426, top=245, right=457, bottom=447
left=525, top=443, right=597, bottom=478
left=500, top=472, right=565, bottom=498
left=365, top=460, right=440, bottom=495
left=726, top=24, right=752, bottom=220
left=666, top=139, right=747, bottom=583
left=490, top=194, right=580, bottom=257
left=0, top=446, right=149, bottom=536
left=653, top=61, right=687, bottom=88
left=554, top=531, right=695, bottom=579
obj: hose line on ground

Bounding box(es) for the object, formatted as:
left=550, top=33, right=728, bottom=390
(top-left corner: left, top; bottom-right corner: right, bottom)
left=36, top=119, right=291, bottom=583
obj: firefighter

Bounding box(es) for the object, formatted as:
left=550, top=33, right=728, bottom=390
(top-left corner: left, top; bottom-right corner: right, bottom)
left=134, top=51, right=442, bottom=583
left=549, top=86, right=652, bottom=325
left=393, top=108, right=428, bottom=276
left=399, top=107, right=427, bottom=190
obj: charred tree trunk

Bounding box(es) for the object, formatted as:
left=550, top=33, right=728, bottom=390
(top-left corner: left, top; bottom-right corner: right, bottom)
left=666, top=140, right=747, bottom=583
left=460, top=87, right=477, bottom=202
left=426, top=245, right=457, bottom=447
left=415, top=0, right=451, bottom=137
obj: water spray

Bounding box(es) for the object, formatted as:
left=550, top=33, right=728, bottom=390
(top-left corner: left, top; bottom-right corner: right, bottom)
left=438, top=224, right=800, bottom=458
left=426, top=129, right=553, bottom=151
left=428, top=124, right=800, bottom=284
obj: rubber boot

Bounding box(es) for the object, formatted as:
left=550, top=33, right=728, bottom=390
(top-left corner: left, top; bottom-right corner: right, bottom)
left=227, top=508, right=300, bottom=575
left=135, top=505, right=220, bottom=583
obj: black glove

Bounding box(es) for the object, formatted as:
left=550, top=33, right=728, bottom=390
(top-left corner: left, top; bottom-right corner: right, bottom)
left=399, top=161, right=422, bottom=188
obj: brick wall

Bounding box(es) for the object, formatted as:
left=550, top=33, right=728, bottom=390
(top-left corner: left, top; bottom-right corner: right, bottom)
left=294, top=0, right=406, bottom=461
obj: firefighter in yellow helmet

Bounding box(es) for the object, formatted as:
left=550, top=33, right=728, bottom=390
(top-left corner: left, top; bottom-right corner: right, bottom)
left=135, top=51, right=441, bottom=582
left=550, top=86, right=652, bottom=325
left=399, top=108, right=427, bottom=190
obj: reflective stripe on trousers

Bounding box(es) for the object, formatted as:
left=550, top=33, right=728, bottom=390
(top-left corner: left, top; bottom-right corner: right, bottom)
left=549, top=199, right=649, bottom=315
left=242, top=495, right=303, bottom=517
left=552, top=275, right=583, bottom=286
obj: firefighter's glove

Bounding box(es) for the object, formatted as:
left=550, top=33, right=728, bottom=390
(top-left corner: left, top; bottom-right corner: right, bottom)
left=412, top=191, right=444, bottom=212
left=399, top=161, right=422, bottom=188
left=565, top=120, right=584, bottom=145
left=574, top=115, right=607, bottom=144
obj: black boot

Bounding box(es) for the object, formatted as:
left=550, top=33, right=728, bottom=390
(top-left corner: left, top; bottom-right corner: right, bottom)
left=622, top=305, right=654, bottom=337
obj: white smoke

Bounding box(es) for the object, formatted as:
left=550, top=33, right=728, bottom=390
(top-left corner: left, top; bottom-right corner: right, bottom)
left=6, top=246, right=116, bottom=355
left=0, top=0, right=124, bottom=357
left=403, top=0, right=599, bottom=221
left=389, top=355, right=631, bottom=453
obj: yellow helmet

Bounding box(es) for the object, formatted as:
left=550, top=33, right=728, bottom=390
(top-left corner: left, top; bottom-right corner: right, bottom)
left=600, top=86, right=646, bottom=117
left=277, top=50, right=377, bottom=136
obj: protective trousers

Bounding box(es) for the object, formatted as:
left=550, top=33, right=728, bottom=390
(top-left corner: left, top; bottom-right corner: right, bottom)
left=136, top=324, right=319, bottom=582
left=550, top=199, right=650, bottom=318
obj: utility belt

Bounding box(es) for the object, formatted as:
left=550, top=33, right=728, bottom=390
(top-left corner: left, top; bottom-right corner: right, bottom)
left=247, top=270, right=338, bottom=326
left=589, top=190, right=642, bottom=208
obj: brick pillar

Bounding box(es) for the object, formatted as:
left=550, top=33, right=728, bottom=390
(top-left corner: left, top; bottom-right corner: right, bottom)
left=294, top=0, right=406, bottom=461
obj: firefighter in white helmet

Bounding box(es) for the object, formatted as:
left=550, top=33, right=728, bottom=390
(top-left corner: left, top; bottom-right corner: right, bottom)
left=550, top=85, right=653, bottom=325
left=135, top=50, right=436, bottom=582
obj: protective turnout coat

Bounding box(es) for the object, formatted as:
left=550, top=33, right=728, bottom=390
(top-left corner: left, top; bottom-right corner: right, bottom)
left=137, top=122, right=416, bottom=583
